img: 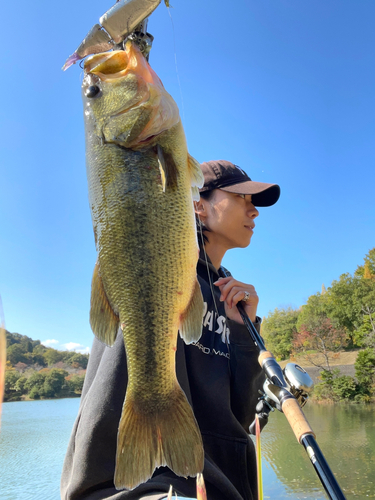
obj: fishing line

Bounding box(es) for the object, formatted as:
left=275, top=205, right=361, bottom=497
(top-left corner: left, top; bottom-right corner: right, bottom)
left=167, top=6, right=185, bottom=124
left=197, top=216, right=220, bottom=320
left=197, top=215, right=231, bottom=365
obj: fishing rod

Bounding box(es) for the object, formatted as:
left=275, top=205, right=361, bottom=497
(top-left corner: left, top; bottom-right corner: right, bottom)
left=218, top=267, right=347, bottom=500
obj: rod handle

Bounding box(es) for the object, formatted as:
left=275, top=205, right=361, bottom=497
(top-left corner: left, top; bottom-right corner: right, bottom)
left=258, top=350, right=274, bottom=366
left=282, top=398, right=316, bottom=443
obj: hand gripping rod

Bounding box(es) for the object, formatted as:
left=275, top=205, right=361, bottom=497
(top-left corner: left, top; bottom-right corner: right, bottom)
left=218, top=266, right=346, bottom=500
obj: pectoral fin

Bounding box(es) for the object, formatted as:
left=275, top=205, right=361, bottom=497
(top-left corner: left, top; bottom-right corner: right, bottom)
left=157, top=144, right=178, bottom=191
left=188, top=154, right=204, bottom=201
left=179, top=278, right=204, bottom=344
left=90, top=261, right=119, bottom=346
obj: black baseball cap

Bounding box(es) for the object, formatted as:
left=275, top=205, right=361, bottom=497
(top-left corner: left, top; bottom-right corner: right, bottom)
left=200, top=160, right=280, bottom=207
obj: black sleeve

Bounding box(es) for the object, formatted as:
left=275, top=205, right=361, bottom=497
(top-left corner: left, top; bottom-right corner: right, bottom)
left=227, top=317, right=266, bottom=432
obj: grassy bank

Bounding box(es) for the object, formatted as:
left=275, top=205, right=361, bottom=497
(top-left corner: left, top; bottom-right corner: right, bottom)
left=278, top=349, right=375, bottom=403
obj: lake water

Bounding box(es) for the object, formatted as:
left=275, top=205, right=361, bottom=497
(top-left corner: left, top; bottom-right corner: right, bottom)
left=0, top=399, right=374, bottom=499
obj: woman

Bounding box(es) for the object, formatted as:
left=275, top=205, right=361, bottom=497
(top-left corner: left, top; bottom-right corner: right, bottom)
left=61, top=160, right=280, bottom=500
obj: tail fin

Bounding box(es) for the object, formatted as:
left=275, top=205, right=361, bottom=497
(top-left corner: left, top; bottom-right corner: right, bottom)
left=114, top=385, right=204, bottom=490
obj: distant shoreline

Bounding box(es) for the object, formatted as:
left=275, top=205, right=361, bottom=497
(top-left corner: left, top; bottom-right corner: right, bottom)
left=3, top=393, right=81, bottom=403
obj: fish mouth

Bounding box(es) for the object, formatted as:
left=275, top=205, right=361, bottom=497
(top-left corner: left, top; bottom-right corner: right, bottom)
left=83, top=41, right=180, bottom=148
left=84, top=50, right=130, bottom=79
left=84, top=41, right=162, bottom=86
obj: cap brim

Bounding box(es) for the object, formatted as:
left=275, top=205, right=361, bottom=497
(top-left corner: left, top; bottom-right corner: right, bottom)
left=220, top=181, right=280, bottom=207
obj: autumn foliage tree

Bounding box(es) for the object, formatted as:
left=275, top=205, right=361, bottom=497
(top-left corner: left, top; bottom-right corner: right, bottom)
left=292, top=317, right=347, bottom=372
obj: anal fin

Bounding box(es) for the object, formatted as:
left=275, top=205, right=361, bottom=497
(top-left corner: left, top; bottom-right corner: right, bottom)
left=90, top=261, right=119, bottom=346
left=179, top=278, right=204, bottom=344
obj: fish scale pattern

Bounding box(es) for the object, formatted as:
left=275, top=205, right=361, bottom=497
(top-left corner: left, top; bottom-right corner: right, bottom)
left=87, top=139, right=197, bottom=397
left=83, top=42, right=205, bottom=489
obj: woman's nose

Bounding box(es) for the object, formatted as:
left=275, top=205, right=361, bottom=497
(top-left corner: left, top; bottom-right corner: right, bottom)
left=248, top=204, right=259, bottom=218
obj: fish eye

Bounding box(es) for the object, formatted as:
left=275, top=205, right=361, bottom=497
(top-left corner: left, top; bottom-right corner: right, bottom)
left=85, top=85, right=100, bottom=98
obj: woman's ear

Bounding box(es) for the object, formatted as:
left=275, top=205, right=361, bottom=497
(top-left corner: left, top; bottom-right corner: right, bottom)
left=194, top=200, right=206, bottom=217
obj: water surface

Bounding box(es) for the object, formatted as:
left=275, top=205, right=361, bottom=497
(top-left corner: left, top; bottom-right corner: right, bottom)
left=0, top=398, right=80, bottom=500
left=259, top=404, right=375, bottom=499
left=0, top=399, right=374, bottom=499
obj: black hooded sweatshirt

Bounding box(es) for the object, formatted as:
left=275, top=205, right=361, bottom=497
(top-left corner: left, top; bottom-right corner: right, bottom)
left=61, top=255, right=265, bottom=500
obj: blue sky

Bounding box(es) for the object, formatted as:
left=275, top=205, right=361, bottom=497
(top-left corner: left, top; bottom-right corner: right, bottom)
left=1, top=0, right=374, bottom=353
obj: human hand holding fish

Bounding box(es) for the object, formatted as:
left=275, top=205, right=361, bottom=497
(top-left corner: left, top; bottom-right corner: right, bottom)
left=214, top=276, right=259, bottom=323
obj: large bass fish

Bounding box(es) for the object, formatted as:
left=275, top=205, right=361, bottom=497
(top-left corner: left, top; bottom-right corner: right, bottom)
left=82, top=41, right=205, bottom=490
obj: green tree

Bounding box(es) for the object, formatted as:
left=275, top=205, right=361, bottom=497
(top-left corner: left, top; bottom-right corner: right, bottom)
left=4, top=370, right=21, bottom=401
left=43, top=348, right=64, bottom=366
left=354, top=248, right=375, bottom=278
left=14, top=376, right=28, bottom=394
left=25, top=352, right=47, bottom=366
left=332, top=375, right=358, bottom=401
left=296, top=292, right=330, bottom=332
left=5, top=330, right=17, bottom=347
left=313, top=368, right=359, bottom=402
left=326, top=273, right=357, bottom=339
left=355, top=348, right=375, bottom=388
left=44, top=369, right=69, bottom=396
left=29, top=386, right=41, bottom=399
left=4, top=370, right=21, bottom=392
left=354, top=313, right=375, bottom=349
left=7, top=344, right=28, bottom=365
left=325, top=269, right=375, bottom=348
left=68, top=353, right=89, bottom=369
left=67, top=374, right=85, bottom=394
left=20, top=337, right=33, bottom=353
left=313, top=368, right=338, bottom=400
left=353, top=277, right=375, bottom=348
left=33, top=343, right=47, bottom=355
left=31, top=339, right=42, bottom=350
left=25, top=372, right=47, bottom=398
left=262, top=307, right=300, bottom=359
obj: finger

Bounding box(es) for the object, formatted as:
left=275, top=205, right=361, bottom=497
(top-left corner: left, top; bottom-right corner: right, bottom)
left=222, top=281, right=255, bottom=303
left=213, top=277, right=231, bottom=286
left=219, top=280, right=236, bottom=302
left=243, top=292, right=259, bottom=309
left=219, top=280, right=243, bottom=301
left=225, top=287, right=243, bottom=308
left=216, top=278, right=235, bottom=301
left=233, top=290, right=255, bottom=307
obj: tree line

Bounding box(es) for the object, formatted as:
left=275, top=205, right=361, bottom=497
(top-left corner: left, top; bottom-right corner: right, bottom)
left=261, top=248, right=375, bottom=403
left=6, top=331, right=89, bottom=369
left=4, top=331, right=88, bottom=402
